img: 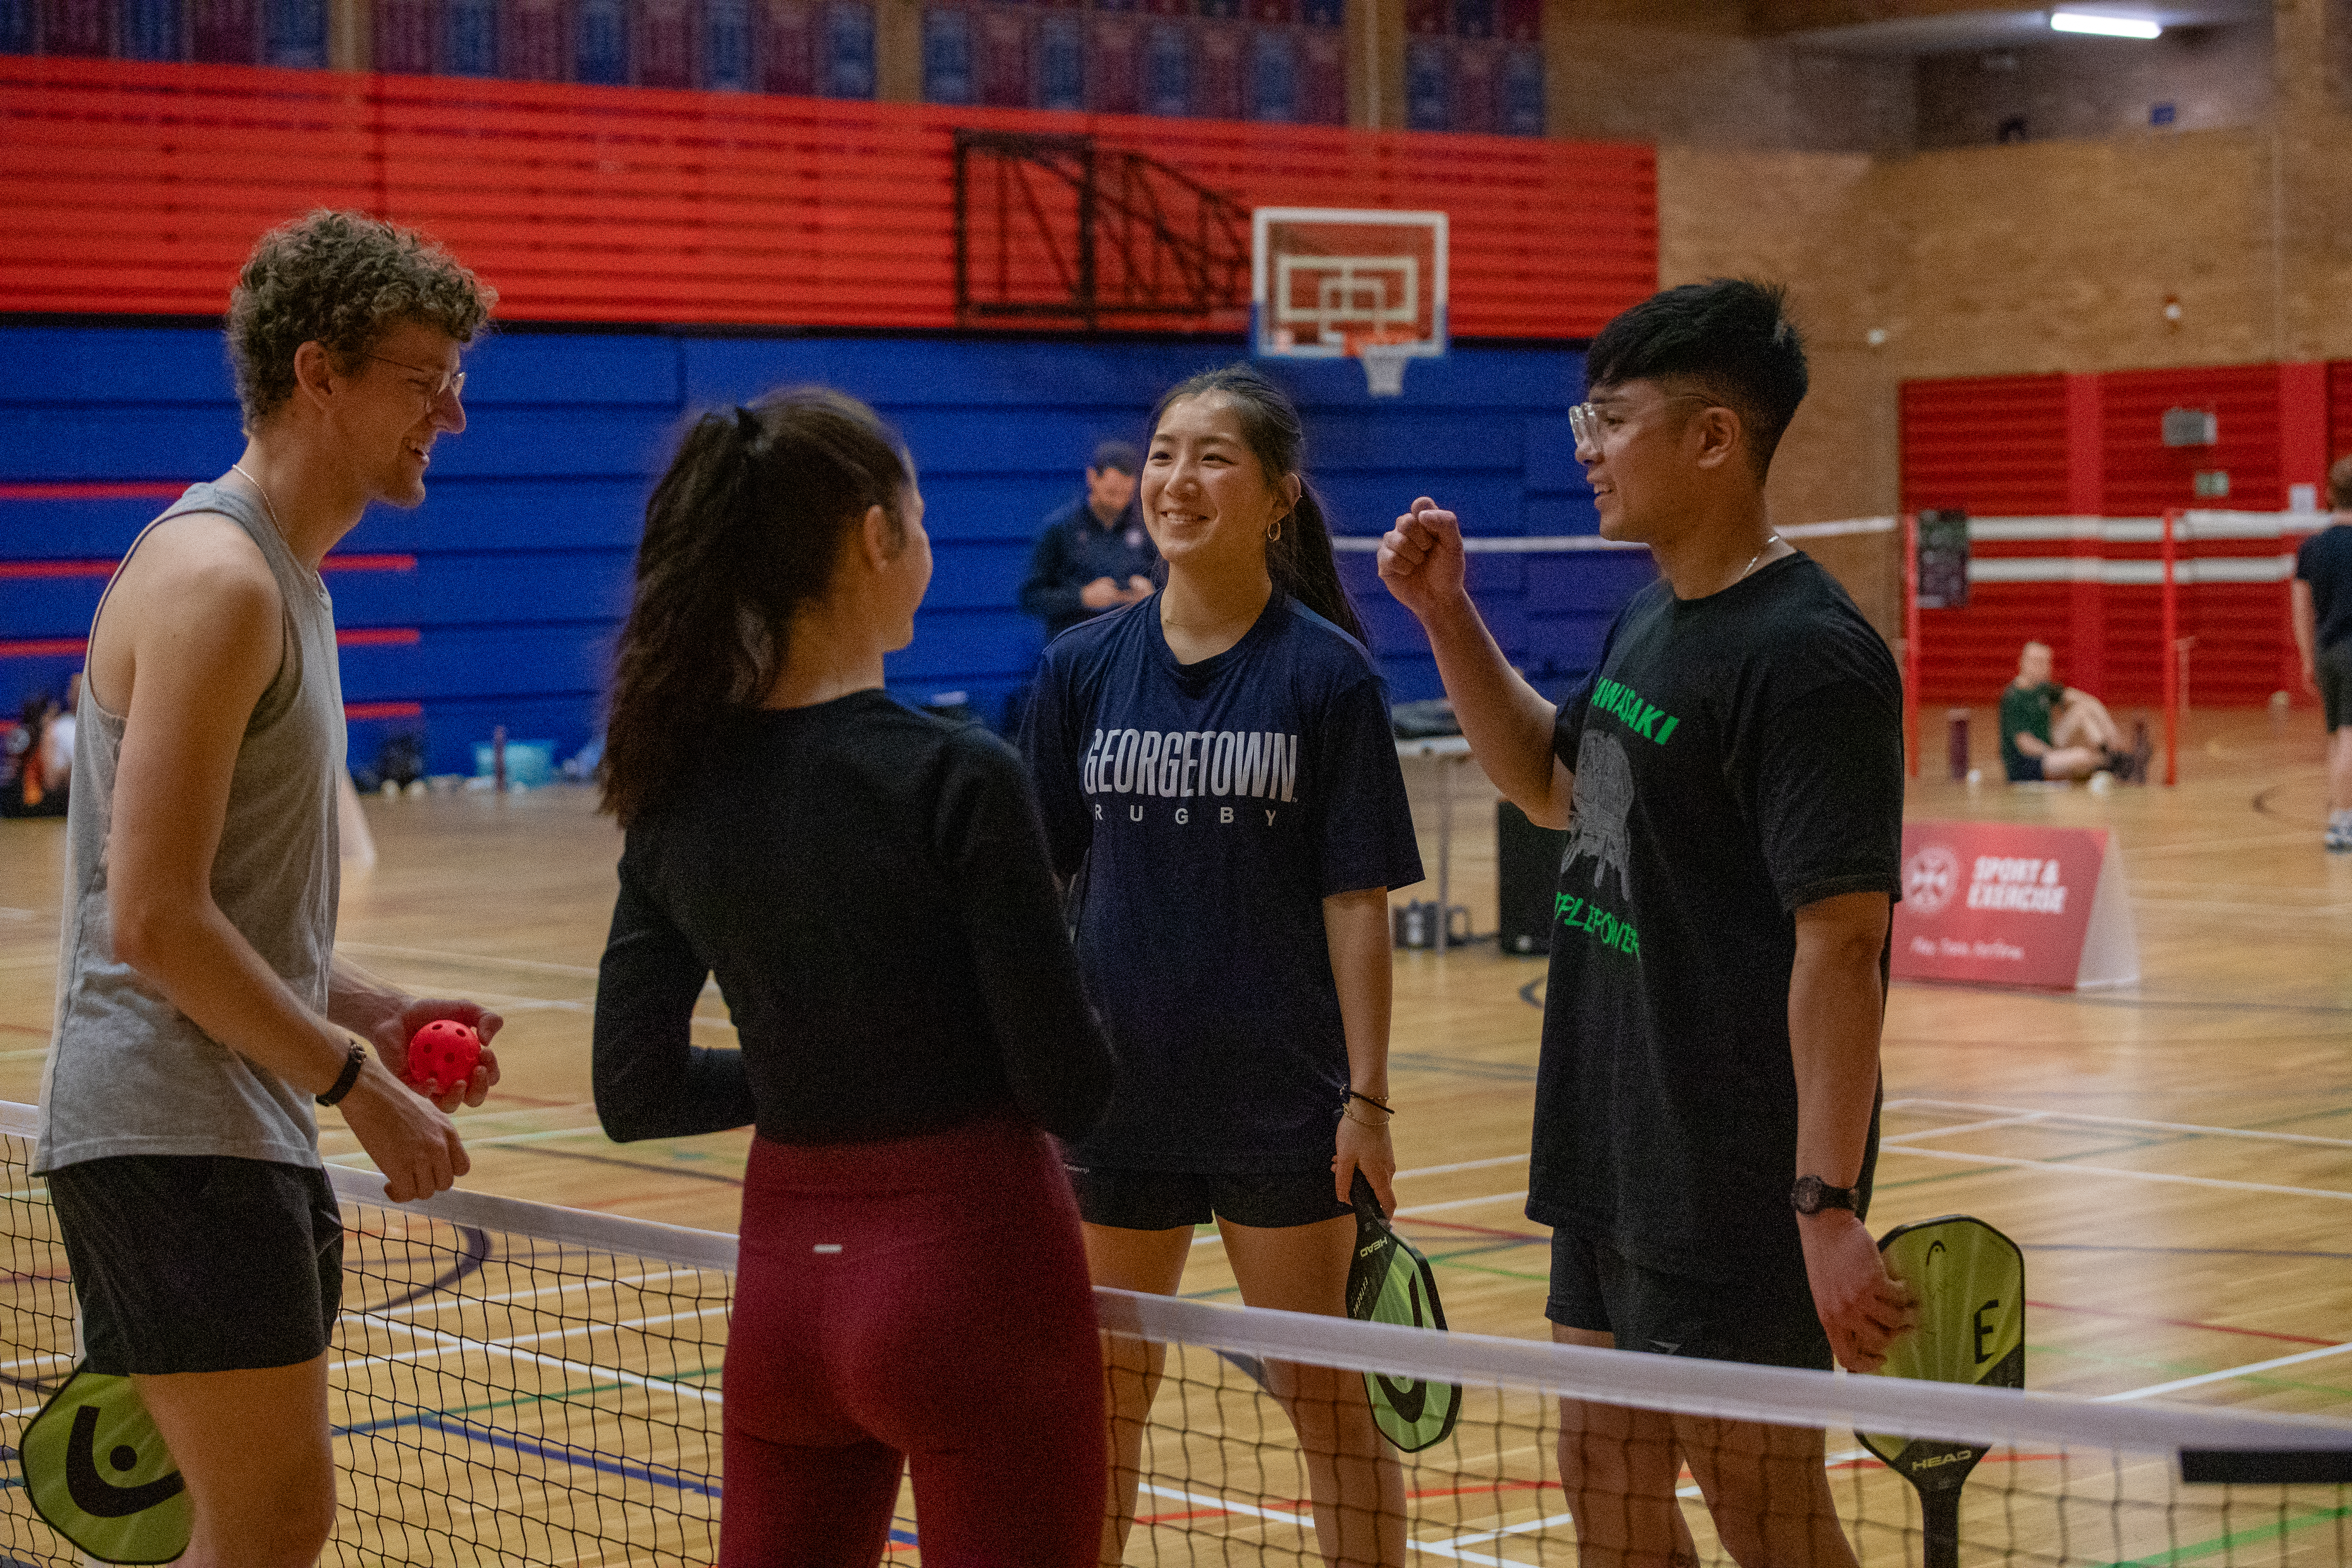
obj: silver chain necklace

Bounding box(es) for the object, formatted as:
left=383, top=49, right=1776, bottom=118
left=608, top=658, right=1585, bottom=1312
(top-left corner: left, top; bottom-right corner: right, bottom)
left=228, top=462, right=288, bottom=545
left=1736, top=532, right=1782, bottom=584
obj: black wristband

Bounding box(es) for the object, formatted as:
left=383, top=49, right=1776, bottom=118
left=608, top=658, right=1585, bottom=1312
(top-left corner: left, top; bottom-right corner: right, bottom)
left=316, top=1042, right=368, bottom=1108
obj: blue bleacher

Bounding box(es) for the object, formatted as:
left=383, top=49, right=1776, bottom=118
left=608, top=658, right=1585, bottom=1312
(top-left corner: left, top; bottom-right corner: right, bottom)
left=0, top=325, right=1647, bottom=774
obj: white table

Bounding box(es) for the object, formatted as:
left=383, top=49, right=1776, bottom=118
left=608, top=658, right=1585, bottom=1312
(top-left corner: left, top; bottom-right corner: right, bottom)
left=1394, top=735, right=1475, bottom=945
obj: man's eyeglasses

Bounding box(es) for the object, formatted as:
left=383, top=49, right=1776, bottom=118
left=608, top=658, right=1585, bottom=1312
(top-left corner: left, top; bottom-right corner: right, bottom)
left=364, top=352, right=466, bottom=404
left=1567, top=393, right=1715, bottom=449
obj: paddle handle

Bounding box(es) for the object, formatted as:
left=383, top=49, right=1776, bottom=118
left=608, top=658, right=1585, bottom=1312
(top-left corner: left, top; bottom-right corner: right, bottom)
left=1920, top=1485, right=1963, bottom=1568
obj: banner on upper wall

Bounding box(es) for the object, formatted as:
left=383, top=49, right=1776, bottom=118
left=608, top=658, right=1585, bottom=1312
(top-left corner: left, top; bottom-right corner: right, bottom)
left=1891, top=822, right=2138, bottom=990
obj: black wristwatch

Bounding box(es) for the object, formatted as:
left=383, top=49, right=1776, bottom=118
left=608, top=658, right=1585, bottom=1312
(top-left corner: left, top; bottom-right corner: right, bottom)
left=1790, top=1174, right=1859, bottom=1216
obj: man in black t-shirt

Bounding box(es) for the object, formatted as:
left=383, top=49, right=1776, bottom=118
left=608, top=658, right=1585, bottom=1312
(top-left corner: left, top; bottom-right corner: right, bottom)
left=2292, top=453, right=2352, bottom=851
left=1379, top=280, right=1914, bottom=1568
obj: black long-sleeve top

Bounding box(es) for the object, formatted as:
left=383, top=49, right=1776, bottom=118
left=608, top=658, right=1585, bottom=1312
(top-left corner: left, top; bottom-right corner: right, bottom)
left=592, top=691, right=1115, bottom=1146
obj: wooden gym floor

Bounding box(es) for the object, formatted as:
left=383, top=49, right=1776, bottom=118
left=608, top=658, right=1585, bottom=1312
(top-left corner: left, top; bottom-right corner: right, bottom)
left=0, top=703, right=2346, bottom=1563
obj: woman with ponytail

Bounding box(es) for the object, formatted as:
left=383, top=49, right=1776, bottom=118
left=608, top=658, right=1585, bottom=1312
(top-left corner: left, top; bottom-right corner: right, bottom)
left=1023, top=364, right=1419, bottom=1567
left=593, top=388, right=1115, bottom=1564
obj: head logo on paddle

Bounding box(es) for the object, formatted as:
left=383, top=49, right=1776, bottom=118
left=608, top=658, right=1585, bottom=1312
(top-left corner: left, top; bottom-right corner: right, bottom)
left=1344, top=1173, right=1461, bottom=1452
left=1856, top=1215, right=2026, bottom=1568
left=20, top=1367, right=192, bottom=1564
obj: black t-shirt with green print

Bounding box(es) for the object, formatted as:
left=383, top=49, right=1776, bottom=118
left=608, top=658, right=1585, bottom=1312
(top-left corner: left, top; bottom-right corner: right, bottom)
left=1532, top=552, right=1905, bottom=1286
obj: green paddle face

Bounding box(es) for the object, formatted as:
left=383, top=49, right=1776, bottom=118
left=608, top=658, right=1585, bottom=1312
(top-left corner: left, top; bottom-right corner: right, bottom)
left=19, top=1367, right=193, bottom=1565
left=1856, top=1216, right=2025, bottom=1568
left=1345, top=1176, right=1462, bottom=1454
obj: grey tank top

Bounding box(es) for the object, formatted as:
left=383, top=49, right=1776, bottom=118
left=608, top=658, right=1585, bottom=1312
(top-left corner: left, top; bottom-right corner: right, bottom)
left=36, top=482, right=345, bottom=1173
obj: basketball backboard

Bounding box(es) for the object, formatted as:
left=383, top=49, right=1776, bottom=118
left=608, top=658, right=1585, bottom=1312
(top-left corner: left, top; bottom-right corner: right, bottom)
left=1252, top=208, right=1448, bottom=396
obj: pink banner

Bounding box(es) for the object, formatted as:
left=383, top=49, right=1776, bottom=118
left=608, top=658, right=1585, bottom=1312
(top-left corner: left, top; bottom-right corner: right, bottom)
left=1892, top=822, right=2138, bottom=990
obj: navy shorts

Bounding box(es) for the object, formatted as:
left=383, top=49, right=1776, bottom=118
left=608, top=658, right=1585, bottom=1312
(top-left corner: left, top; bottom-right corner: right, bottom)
left=1066, top=1164, right=1353, bottom=1231
left=48, top=1155, right=343, bottom=1375
left=1545, top=1227, right=1831, bottom=1372
left=2319, top=643, right=2352, bottom=732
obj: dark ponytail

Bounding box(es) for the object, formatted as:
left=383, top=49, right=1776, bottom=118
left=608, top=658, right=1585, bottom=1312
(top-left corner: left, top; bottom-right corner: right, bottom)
left=1147, top=363, right=1367, bottom=644
left=600, top=386, right=910, bottom=827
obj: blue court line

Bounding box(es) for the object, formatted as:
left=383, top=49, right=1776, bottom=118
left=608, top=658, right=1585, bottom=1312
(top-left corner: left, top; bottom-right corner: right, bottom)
left=333, top=1409, right=918, bottom=1546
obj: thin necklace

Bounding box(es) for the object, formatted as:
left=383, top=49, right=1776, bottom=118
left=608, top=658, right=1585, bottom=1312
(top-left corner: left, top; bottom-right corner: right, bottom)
left=227, top=462, right=288, bottom=546
left=1736, top=532, right=1782, bottom=584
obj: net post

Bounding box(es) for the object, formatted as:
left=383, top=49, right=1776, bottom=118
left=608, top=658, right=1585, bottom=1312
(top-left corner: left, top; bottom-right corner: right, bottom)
left=1902, top=510, right=1921, bottom=779
left=2161, top=506, right=2180, bottom=787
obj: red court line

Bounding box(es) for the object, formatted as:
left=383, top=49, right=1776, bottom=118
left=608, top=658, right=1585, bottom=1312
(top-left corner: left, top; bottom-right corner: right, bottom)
left=0, top=482, right=187, bottom=501
left=0, top=560, right=113, bottom=579
left=346, top=701, right=424, bottom=720
left=0, top=639, right=86, bottom=658
left=337, top=628, right=420, bottom=647
left=0, top=554, right=412, bottom=577
left=2028, top=1298, right=2338, bottom=1348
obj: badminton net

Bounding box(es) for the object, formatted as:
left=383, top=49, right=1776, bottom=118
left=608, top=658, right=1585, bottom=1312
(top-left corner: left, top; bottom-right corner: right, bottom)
left=0, top=1101, right=2344, bottom=1565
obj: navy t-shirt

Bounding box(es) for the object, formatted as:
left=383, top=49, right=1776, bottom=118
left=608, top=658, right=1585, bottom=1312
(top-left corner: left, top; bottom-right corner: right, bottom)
left=1533, top=553, right=1904, bottom=1285
left=2296, top=524, right=2352, bottom=653
left=1024, top=590, right=1424, bottom=1173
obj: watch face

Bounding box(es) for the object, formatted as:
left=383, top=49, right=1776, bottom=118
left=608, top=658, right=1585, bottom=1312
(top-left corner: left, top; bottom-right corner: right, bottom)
left=1792, top=1176, right=1851, bottom=1213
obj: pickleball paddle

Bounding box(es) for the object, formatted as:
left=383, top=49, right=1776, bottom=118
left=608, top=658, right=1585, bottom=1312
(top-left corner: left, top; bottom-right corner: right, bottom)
left=1856, top=1215, right=2027, bottom=1568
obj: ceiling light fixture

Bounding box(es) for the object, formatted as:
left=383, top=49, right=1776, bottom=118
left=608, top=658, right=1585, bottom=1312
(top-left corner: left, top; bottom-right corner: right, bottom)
left=2049, top=11, right=2163, bottom=38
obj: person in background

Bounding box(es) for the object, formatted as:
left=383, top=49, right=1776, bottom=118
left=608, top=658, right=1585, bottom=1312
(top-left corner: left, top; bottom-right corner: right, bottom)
left=2292, top=453, right=2352, bottom=851
left=2000, top=641, right=2141, bottom=784
left=1020, top=440, right=1158, bottom=640
left=4, top=694, right=66, bottom=817
left=593, top=387, right=1115, bottom=1565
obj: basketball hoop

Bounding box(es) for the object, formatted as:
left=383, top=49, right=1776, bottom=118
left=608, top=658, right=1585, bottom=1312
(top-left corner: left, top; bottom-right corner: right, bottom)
left=1251, top=208, right=1448, bottom=394
left=1360, top=343, right=1413, bottom=398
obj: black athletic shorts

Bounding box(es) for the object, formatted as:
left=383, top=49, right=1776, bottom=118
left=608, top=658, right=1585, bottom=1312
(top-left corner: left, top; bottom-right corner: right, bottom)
left=2004, top=753, right=2049, bottom=784
left=2320, top=643, right=2352, bottom=732
left=1545, top=1227, right=1832, bottom=1372
left=1065, top=1164, right=1354, bottom=1231
left=47, top=1155, right=343, bottom=1375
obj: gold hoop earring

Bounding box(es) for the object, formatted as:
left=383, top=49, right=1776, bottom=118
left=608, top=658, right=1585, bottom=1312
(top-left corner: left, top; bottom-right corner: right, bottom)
left=1266, top=518, right=1283, bottom=544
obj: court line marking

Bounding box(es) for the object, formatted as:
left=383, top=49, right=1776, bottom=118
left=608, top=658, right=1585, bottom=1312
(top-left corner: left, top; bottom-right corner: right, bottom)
left=1880, top=1115, right=2047, bottom=1143
left=326, top=1124, right=616, bottom=1168
left=1880, top=1145, right=2352, bottom=1200
left=2095, top=1341, right=2352, bottom=1403
left=338, top=940, right=601, bottom=978
left=1396, top=1154, right=1527, bottom=1179
left=1885, top=1098, right=2352, bottom=1150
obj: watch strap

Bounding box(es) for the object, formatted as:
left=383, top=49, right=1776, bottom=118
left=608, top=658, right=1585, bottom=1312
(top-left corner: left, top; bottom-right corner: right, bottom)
left=316, top=1042, right=368, bottom=1108
left=1790, top=1174, right=1859, bottom=1214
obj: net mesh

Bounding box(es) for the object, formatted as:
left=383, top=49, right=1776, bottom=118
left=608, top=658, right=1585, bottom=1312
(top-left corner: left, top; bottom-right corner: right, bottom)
left=0, top=1109, right=2345, bottom=1567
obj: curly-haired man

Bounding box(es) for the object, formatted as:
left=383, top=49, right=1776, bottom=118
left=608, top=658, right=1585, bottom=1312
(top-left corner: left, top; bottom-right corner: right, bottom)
left=37, top=210, right=505, bottom=1568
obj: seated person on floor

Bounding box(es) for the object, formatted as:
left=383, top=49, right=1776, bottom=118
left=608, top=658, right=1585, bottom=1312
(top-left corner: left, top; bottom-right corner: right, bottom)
left=2000, top=641, right=2141, bottom=783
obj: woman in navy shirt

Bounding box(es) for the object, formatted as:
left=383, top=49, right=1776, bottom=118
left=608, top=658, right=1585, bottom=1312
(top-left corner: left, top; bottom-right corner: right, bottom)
left=594, top=389, right=1115, bottom=1565
left=1025, top=366, right=1422, bottom=1565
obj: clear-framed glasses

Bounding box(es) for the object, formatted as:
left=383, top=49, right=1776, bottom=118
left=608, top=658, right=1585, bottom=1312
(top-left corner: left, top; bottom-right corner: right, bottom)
left=364, top=352, right=466, bottom=404
left=1568, top=393, right=1714, bottom=450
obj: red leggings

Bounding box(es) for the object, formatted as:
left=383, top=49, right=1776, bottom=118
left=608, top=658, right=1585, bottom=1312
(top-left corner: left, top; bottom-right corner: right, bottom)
left=720, top=1116, right=1106, bottom=1567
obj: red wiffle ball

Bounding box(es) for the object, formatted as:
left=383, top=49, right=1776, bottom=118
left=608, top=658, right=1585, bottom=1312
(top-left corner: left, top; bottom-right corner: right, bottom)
left=404, top=1019, right=482, bottom=1094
